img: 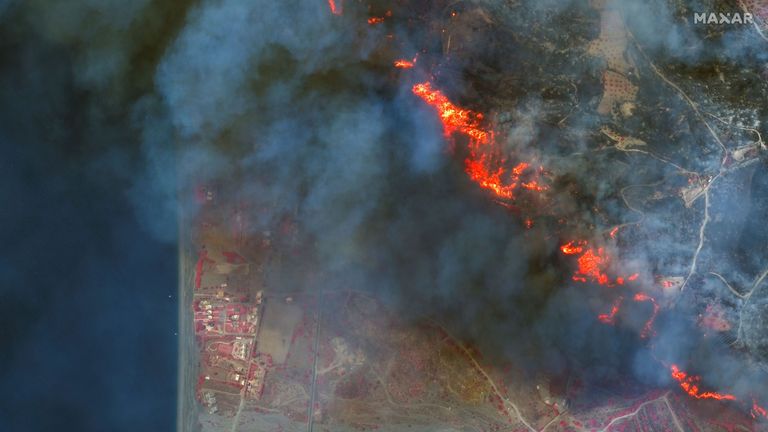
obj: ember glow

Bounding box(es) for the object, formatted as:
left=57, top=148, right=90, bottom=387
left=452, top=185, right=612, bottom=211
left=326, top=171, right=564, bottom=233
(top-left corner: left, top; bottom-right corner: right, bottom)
left=670, top=365, right=737, bottom=401
left=394, top=59, right=415, bottom=68
left=522, top=180, right=547, bottom=191
left=598, top=296, right=623, bottom=324
left=559, top=240, right=639, bottom=287
left=327, top=0, right=342, bottom=15
left=632, top=293, right=659, bottom=338
left=560, top=240, right=586, bottom=255
left=573, top=247, right=610, bottom=285
left=368, top=10, right=391, bottom=24
left=609, top=226, right=619, bottom=238
left=557, top=239, right=658, bottom=335
left=752, top=399, right=768, bottom=419
left=411, top=81, right=547, bottom=200
left=412, top=82, right=491, bottom=145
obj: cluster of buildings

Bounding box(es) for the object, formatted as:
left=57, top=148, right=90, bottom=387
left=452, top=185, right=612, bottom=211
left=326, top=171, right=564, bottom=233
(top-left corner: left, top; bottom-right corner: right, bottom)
left=193, top=297, right=260, bottom=336
left=192, top=228, right=273, bottom=414
left=188, top=184, right=307, bottom=419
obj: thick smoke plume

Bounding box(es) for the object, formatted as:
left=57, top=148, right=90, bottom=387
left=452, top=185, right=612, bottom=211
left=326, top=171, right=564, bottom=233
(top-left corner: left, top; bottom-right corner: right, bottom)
left=159, top=0, right=768, bottom=407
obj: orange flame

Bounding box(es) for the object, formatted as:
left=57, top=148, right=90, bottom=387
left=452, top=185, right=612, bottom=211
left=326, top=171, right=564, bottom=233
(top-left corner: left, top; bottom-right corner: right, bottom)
left=609, top=226, right=619, bottom=238
left=598, top=296, right=623, bottom=324
left=559, top=240, right=639, bottom=288
left=575, top=247, right=610, bottom=285
left=633, top=292, right=659, bottom=338
left=412, top=82, right=490, bottom=142
left=394, top=59, right=415, bottom=68
left=670, top=365, right=736, bottom=401
left=328, top=0, right=342, bottom=15
left=368, top=10, right=391, bottom=24
left=464, top=159, right=516, bottom=199
left=411, top=82, right=546, bottom=200
left=560, top=240, right=586, bottom=255
left=522, top=180, right=547, bottom=191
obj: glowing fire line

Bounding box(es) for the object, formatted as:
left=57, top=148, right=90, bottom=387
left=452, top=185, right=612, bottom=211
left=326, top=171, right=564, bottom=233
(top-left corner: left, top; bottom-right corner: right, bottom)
left=368, top=10, right=391, bottom=25
left=632, top=293, right=659, bottom=338
left=598, top=296, right=623, bottom=324
left=394, top=59, right=415, bottom=68
left=327, top=0, right=342, bottom=15
left=406, top=77, right=767, bottom=418
left=670, top=365, right=736, bottom=401
left=560, top=239, right=638, bottom=287
left=411, top=81, right=546, bottom=200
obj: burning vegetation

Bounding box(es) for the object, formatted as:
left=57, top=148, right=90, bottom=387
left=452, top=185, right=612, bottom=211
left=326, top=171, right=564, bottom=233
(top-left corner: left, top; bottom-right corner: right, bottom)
left=393, top=58, right=415, bottom=68
left=321, top=0, right=768, bottom=424
left=411, top=82, right=547, bottom=201
left=400, top=65, right=767, bottom=422
left=670, top=365, right=736, bottom=401
left=399, top=58, right=767, bottom=422
left=327, top=0, right=342, bottom=15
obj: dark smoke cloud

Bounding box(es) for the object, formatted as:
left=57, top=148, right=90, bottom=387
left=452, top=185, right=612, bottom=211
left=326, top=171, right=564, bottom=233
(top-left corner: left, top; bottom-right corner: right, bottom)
left=149, top=0, right=647, bottom=388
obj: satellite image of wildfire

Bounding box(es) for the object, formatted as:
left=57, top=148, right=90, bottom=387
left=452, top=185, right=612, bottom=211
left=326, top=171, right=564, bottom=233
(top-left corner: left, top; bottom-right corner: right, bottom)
left=175, top=0, right=768, bottom=431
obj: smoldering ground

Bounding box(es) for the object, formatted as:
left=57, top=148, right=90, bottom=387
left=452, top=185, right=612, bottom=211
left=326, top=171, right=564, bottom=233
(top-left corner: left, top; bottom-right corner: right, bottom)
left=3, top=0, right=768, bottom=430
